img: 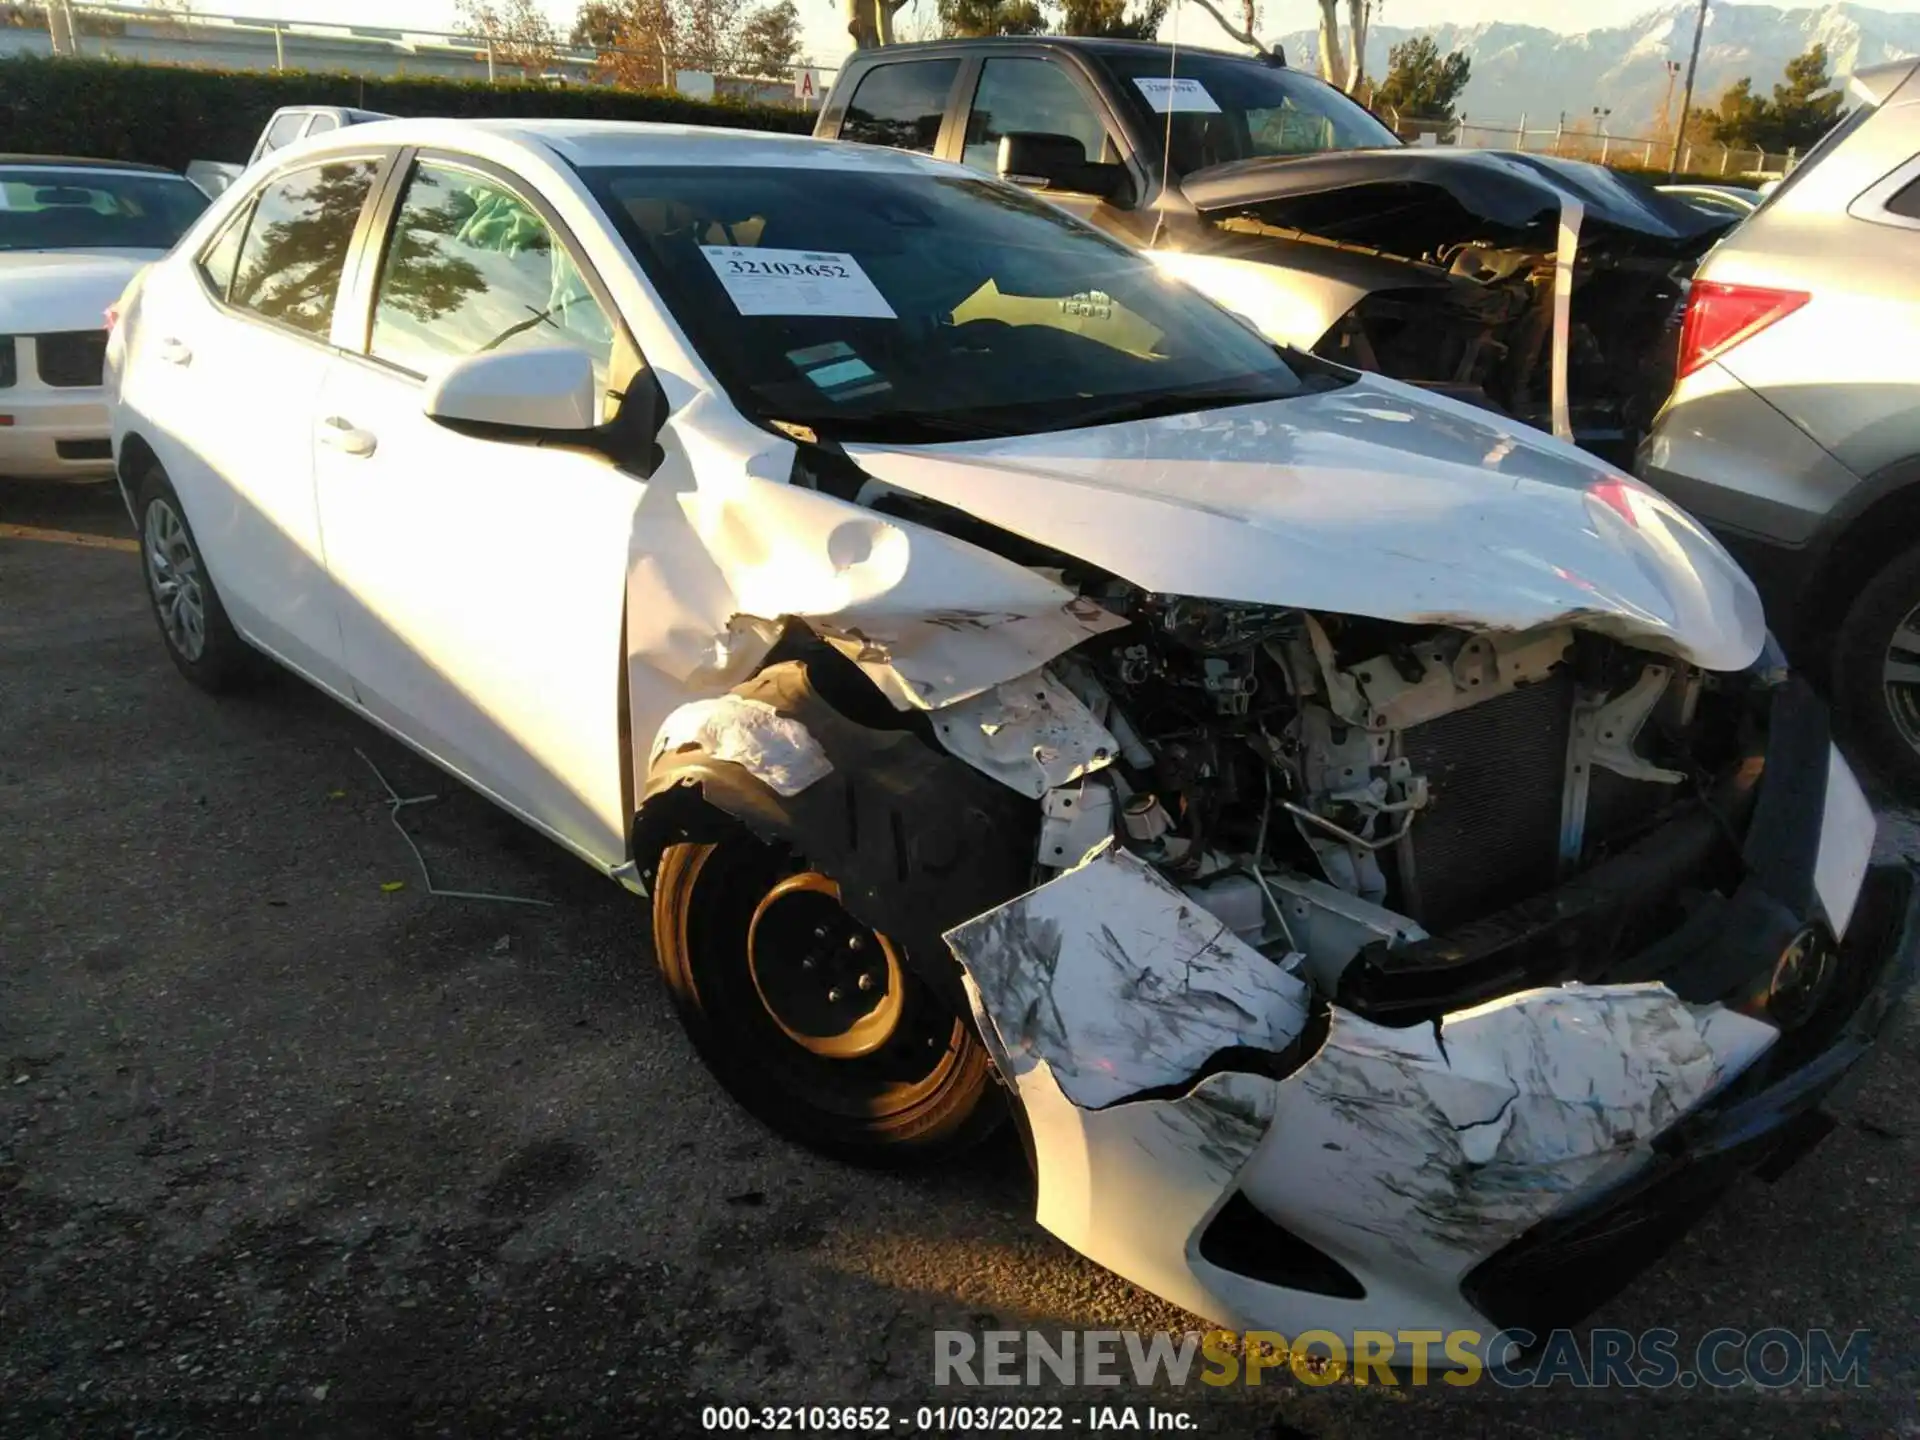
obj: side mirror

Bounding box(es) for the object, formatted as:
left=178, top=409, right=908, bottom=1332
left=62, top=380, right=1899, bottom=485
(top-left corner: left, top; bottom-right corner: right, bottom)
left=425, top=346, right=598, bottom=439
left=997, top=132, right=1126, bottom=201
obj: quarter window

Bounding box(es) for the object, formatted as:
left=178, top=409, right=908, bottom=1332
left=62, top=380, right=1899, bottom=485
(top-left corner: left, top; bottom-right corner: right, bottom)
left=228, top=160, right=379, bottom=338
left=368, top=162, right=617, bottom=391
left=963, top=59, right=1112, bottom=175
left=1887, top=172, right=1920, bottom=221
left=196, top=200, right=253, bottom=302
left=840, top=60, right=960, bottom=154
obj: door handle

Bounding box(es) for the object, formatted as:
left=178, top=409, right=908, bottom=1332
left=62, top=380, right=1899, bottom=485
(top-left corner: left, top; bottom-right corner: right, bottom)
left=157, top=337, right=192, bottom=366
left=318, top=415, right=378, bottom=458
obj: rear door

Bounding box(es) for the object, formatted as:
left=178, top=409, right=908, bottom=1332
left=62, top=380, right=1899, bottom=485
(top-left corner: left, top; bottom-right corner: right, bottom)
left=828, top=56, right=967, bottom=158
left=310, top=152, right=648, bottom=865
left=122, top=154, right=388, bottom=693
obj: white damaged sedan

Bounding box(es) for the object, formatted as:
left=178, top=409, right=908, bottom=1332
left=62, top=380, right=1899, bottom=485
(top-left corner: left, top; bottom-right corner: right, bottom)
left=108, top=119, right=1914, bottom=1360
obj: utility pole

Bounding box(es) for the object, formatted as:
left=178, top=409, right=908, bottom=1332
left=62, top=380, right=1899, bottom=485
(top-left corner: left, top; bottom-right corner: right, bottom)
left=1668, top=0, right=1710, bottom=180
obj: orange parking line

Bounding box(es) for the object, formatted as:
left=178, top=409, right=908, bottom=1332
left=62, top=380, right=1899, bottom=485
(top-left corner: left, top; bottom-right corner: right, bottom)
left=0, top=523, right=139, bottom=554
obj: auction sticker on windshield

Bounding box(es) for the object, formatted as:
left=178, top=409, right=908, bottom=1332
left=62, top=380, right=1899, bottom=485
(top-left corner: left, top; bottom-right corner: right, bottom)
left=700, top=246, right=897, bottom=319
left=1133, top=76, right=1221, bottom=113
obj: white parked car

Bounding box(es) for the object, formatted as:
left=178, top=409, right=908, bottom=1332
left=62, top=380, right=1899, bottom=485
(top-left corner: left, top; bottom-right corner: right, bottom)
left=108, top=119, right=1912, bottom=1362
left=0, top=156, right=208, bottom=482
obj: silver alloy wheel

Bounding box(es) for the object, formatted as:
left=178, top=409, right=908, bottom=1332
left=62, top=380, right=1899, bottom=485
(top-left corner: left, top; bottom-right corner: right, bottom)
left=143, top=498, right=208, bottom=663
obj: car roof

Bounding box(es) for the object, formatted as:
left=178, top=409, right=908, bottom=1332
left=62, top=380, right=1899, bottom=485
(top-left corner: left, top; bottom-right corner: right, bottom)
left=0, top=154, right=181, bottom=175
left=841, top=35, right=1274, bottom=62
left=332, top=116, right=959, bottom=173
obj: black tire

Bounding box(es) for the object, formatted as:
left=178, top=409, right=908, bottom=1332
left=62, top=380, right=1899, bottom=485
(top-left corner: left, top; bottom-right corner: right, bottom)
left=134, top=466, right=255, bottom=693
left=651, top=833, right=1003, bottom=1164
left=1833, top=543, right=1920, bottom=792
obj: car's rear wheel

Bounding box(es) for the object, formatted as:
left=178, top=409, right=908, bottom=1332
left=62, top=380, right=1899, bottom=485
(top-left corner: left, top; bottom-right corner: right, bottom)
left=651, top=832, right=1002, bottom=1163
left=1834, top=543, right=1920, bottom=791
left=135, top=467, right=253, bottom=693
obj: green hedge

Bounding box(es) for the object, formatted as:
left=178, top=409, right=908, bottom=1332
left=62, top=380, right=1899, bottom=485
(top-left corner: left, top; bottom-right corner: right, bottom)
left=0, top=54, right=812, bottom=172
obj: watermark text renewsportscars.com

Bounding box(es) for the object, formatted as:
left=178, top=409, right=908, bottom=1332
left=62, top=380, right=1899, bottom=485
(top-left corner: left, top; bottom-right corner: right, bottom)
left=932, top=1327, right=1874, bottom=1390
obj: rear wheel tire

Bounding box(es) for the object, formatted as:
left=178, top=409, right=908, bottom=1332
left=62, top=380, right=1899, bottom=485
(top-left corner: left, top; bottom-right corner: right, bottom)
left=1833, top=543, right=1920, bottom=792
left=135, top=466, right=254, bottom=693
left=651, top=833, right=1002, bottom=1164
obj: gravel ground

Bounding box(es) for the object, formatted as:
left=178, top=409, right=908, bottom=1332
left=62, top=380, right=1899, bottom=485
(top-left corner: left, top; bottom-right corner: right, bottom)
left=3, top=479, right=1917, bottom=1439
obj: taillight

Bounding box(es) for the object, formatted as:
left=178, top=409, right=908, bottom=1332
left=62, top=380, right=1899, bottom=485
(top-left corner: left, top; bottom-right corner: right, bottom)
left=1677, top=281, right=1810, bottom=378
left=104, top=305, right=121, bottom=334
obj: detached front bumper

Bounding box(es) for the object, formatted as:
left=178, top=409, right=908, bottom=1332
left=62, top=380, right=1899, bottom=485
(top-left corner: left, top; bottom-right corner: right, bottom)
left=943, top=704, right=1910, bottom=1357
left=1466, top=859, right=1918, bottom=1335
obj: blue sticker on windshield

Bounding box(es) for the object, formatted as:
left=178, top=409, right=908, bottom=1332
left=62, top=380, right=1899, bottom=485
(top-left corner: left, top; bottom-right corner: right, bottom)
left=786, top=342, right=891, bottom=402
left=808, top=358, right=875, bottom=388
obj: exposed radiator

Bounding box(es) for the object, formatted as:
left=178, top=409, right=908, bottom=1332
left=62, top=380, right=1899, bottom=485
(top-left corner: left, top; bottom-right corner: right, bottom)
left=1398, top=674, right=1575, bottom=932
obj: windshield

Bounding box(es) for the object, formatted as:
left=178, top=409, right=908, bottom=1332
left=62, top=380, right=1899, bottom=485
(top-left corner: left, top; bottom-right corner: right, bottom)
left=0, top=167, right=208, bottom=252
left=584, top=163, right=1343, bottom=442
left=1096, top=51, right=1399, bottom=176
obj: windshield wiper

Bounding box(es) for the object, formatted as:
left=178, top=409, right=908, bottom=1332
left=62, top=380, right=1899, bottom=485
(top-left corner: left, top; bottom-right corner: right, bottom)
left=770, top=410, right=1015, bottom=443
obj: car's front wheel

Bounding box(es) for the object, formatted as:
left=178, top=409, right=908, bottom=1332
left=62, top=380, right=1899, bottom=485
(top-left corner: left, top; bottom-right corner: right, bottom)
left=135, top=467, right=253, bottom=693
left=651, top=831, right=1002, bottom=1164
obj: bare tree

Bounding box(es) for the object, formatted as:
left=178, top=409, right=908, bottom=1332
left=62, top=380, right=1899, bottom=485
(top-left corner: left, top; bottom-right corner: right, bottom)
left=738, top=0, right=806, bottom=75
left=843, top=0, right=912, bottom=48
left=1316, top=0, right=1346, bottom=88
left=458, top=0, right=560, bottom=75
left=1344, top=0, right=1369, bottom=94
left=576, top=0, right=754, bottom=84
left=1182, top=0, right=1273, bottom=56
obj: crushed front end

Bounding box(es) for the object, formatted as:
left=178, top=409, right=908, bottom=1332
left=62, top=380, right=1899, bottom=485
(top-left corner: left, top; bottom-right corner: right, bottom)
left=935, top=599, right=1912, bottom=1357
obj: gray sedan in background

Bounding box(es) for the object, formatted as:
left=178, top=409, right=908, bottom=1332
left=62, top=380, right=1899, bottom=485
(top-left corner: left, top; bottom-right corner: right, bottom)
left=1639, top=58, right=1920, bottom=787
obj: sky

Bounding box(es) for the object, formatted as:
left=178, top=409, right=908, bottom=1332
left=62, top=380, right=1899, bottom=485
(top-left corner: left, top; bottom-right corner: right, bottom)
left=128, top=0, right=1920, bottom=72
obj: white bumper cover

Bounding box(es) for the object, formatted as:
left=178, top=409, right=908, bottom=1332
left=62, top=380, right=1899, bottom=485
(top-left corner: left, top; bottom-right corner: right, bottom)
left=0, top=387, right=112, bottom=481
left=946, top=845, right=1785, bottom=1357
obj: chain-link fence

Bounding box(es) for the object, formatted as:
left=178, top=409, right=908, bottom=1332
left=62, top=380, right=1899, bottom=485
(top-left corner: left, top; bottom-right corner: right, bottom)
left=3, top=1, right=836, bottom=110
left=1444, top=115, right=1800, bottom=181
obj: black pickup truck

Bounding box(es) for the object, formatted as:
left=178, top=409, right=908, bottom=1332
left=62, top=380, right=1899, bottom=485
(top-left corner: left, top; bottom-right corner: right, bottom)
left=815, top=37, right=1732, bottom=463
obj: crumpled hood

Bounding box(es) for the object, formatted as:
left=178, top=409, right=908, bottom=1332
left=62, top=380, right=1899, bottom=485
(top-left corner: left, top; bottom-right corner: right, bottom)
left=0, top=251, right=156, bottom=333
left=1180, top=147, right=1733, bottom=258
left=846, top=375, right=1766, bottom=673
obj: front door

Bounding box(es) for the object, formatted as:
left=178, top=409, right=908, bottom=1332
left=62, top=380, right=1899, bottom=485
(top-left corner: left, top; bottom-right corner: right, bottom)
left=957, top=55, right=1129, bottom=230
left=313, top=156, right=645, bottom=866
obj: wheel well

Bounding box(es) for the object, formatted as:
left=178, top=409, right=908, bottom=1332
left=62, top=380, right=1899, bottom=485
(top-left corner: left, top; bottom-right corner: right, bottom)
left=116, top=431, right=159, bottom=511
left=1801, top=473, right=1920, bottom=651
left=625, top=658, right=1037, bottom=1012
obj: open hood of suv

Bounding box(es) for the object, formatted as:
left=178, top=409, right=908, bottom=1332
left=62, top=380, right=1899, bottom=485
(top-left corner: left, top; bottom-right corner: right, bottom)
left=846, top=374, right=1765, bottom=673
left=1180, top=148, right=1734, bottom=259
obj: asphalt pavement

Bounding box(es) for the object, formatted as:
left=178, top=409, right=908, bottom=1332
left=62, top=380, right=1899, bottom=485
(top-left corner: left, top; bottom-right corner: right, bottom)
left=2, top=479, right=1916, bottom=1439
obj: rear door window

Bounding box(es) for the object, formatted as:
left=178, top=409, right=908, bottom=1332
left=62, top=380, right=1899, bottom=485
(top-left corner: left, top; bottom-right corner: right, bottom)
left=228, top=160, right=380, bottom=338
left=840, top=60, right=960, bottom=154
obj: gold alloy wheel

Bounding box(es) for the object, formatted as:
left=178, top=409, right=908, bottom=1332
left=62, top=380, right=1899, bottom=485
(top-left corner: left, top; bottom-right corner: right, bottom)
left=746, top=871, right=907, bottom=1061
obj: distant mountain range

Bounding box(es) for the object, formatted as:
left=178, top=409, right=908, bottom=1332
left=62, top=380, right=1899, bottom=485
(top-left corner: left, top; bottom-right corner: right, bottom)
left=1275, top=3, right=1920, bottom=136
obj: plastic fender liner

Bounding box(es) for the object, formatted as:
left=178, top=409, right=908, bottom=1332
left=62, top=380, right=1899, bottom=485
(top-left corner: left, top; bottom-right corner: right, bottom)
left=632, top=660, right=1038, bottom=1013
